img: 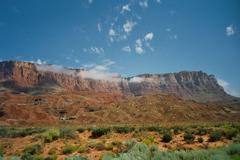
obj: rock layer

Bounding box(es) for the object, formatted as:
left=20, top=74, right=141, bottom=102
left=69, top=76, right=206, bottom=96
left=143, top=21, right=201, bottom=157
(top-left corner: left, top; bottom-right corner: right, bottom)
left=0, top=61, right=230, bottom=102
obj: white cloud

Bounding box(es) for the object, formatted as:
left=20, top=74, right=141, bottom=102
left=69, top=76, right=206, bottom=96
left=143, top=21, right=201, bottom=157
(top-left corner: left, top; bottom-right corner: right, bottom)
left=217, top=78, right=240, bottom=97
left=217, top=79, right=229, bottom=89
left=35, top=59, right=47, bottom=65
left=135, top=39, right=144, bottom=54
left=144, top=32, right=154, bottom=41
left=109, top=28, right=117, bottom=36
left=35, top=59, right=122, bottom=82
left=121, top=4, right=131, bottom=14
left=139, top=0, right=148, bottom=8
left=226, top=24, right=235, bottom=36
left=83, top=46, right=104, bottom=54
left=129, top=77, right=144, bottom=83
left=122, top=46, right=131, bottom=53
left=156, top=0, right=161, bottom=3
left=97, top=23, right=101, bottom=32
left=81, top=59, right=122, bottom=82
left=123, top=21, right=137, bottom=34
left=90, top=47, right=104, bottom=54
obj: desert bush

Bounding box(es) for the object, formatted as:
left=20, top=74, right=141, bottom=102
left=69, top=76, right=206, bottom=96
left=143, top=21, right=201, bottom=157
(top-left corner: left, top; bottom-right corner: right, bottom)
left=109, top=142, right=240, bottom=160
left=91, top=128, right=110, bottom=138
left=172, top=126, right=181, bottom=135
left=95, top=143, right=105, bottom=151
left=146, top=126, right=162, bottom=132
left=78, top=146, right=88, bottom=153
left=77, top=128, right=85, bottom=133
left=114, top=126, right=134, bottom=134
left=0, top=144, right=3, bottom=157
left=60, top=128, right=76, bottom=139
left=65, top=155, right=88, bottom=160
left=209, top=131, right=222, bottom=142
left=45, top=155, right=57, bottom=160
left=197, top=137, right=204, bottom=143
left=196, top=128, right=207, bottom=135
left=184, top=133, right=195, bottom=143
left=143, top=136, right=155, bottom=145
left=62, top=144, right=79, bottom=154
left=226, top=143, right=240, bottom=155
left=123, top=139, right=137, bottom=151
left=23, top=144, right=43, bottom=155
left=0, top=127, right=46, bottom=138
left=100, top=151, right=116, bottom=160
left=104, top=143, right=114, bottom=151
left=162, top=132, right=172, bottom=143
left=233, top=134, right=240, bottom=143
left=224, top=128, right=238, bottom=140
left=41, top=129, right=60, bottom=143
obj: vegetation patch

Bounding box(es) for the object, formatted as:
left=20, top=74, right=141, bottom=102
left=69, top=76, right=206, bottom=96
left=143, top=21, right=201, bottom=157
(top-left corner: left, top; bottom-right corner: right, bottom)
left=91, top=128, right=111, bottom=138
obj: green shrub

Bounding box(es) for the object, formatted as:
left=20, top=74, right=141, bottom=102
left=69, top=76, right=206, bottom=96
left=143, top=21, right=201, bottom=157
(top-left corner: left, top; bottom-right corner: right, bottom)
left=62, top=144, right=79, bottom=154
left=198, top=137, right=204, bottom=143
left=233, top=134, right=240, bottom=143
left=23, top=144, right=43, bottom=155
left=143, top=136, right=155, bottom=145
left=209, top=131, right=222, bottom=142
left=114, top=126, right=134, bottom=134
left=41, top=129, right=60, bottom=143
left=91, top=128, right=110, bottom=138
left=110, top=142, right=240, bottom=160
left=184, top=133, right=195, bottom=143
left=0, top=127, right=46, bottom=138
left=104, top=143, right=114, bottom=151
left=60, top=128, right=76, bottom=139
left=65, top=155, right=88, bottom=160
left=78, top=146, right=88, bottom=153
left=45, top=155, right=57, bottom=160
left=100, top=151, right=116, bottom=160
left=197, top=128, right=207, bottom=135
left=172, top=127, right=181, bottom=135
left=162, top=132, right=172, bottom=143
left=77, top=128, right=85, bottom=133
left=224, top=128, right=238, bottom=140
left=146, top=126, right=162, bottom=132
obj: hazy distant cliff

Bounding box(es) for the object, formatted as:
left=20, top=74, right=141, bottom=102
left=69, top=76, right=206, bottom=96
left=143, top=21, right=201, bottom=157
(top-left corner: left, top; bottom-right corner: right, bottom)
left=0, top=61, right=231, bottom=102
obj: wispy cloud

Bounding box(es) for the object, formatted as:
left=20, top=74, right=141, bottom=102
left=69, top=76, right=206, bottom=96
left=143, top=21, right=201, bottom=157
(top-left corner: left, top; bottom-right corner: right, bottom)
left=155, top=0, right=161, bottom=4
left=135, top=39, right=144, bottom=54
left=144, top=32, right=154, bottom=41
left=123, top=20, right=137, bottom=34
left=35, top=59, right=47, bottom=65
left=226, top=24, right=236, bottom=36
left=81, top=59, right=122, bottom=82
left=139, top=0, right=148, bottom=8
left=121, top=4, right=131, bottom=14
left=97, top=23, right=102, bottom=32
left=217, top=78, right=240, bottom=97
left=134, top=32, right=154, bottom=54
left=122, top=46, right=131, bottom=53
left=83, top=46, right=104, bottom=54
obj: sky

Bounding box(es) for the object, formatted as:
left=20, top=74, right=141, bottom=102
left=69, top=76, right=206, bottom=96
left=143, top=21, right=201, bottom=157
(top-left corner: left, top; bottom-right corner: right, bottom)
left=0, top=0, right=240, bottom=96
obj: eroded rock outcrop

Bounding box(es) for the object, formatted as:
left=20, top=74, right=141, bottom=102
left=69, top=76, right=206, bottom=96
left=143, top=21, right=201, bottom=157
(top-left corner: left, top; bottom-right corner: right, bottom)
left=0, top=61, right=231, bottom=102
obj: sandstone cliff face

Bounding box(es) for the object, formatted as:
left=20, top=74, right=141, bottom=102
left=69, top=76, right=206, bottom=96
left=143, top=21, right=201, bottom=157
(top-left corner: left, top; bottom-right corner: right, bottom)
left=0, top=61, right=230, bottom=102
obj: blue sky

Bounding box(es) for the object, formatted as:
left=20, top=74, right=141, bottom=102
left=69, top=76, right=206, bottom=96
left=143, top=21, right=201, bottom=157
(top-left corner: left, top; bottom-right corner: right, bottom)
left=0, top=0, right=239, bottom=96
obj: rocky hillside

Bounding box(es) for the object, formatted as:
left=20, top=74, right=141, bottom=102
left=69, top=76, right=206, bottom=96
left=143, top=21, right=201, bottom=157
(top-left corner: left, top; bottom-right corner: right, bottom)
left=0, top=61, right=232, bottom=102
